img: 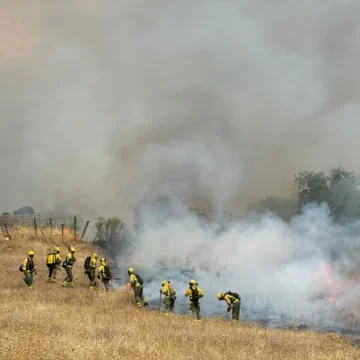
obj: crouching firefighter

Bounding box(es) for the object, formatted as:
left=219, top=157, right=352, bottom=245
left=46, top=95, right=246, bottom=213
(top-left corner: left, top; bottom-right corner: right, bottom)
left=21, top=250, right=37, bottom=289
left=62, top=247, right=76, bottom=288
left=160, top=280, right=176, bottom=315
left=217, top=291, right=241, bottom=322
left=185, top=279, right=204, bottom=321
left=47, top=247, right=61, bottom=282
left=97, top=258, right=112, bottom=292
left=128, top=267, right=148, bottom=308
left=84, top=254, right=97, bottom=290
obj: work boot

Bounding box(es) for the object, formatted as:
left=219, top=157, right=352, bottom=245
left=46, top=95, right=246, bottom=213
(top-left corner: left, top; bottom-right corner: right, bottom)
left=164, top=312, right=169, bottom=316
left=51, top=279, right=56, bottom=283
left=62, top=282, right=68, bottom=287
left=143, top=301, right=148, bottom=307
left=89, top=286, right=94, bottom=291
left=69, top=282, right=74, bottom=288
left=47, top=278, right=51, bottom=282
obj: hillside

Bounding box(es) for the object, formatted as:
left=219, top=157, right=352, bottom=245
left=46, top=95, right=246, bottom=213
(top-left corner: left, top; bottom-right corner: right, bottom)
left=0, top=227, right=359, bottom=360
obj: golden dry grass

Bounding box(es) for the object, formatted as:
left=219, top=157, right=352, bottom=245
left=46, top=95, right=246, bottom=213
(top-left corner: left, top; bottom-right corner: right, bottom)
left=1, top=227, right=359, bottom=360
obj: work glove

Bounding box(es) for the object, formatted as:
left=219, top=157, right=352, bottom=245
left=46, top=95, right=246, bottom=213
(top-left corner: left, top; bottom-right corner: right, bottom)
left=227, top=307, right=232, bottom=312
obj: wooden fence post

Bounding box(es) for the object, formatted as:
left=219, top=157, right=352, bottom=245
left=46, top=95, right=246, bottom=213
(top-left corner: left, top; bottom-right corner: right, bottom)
left=74, top=216, right=77, bottom=241
left=4, top=224, right=10, bottom=239
left=61, top=224, right=64, bottom=239
left=81, top=221, right=90, bottom=239
left=34, top=218, right=38, bottom=237
left=93, top=229, right=100, bottom=243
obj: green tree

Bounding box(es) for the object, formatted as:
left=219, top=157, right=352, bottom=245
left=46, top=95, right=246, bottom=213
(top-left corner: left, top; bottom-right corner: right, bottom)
left=13, top=206, right=35, bottom=215
left=294, top=167, right=360, bottom=221
left=294, top=171, right=329, bottom=209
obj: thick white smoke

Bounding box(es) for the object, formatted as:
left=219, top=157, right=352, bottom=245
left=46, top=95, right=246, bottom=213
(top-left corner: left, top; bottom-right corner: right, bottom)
left=131, top=201, right=360, bottom=327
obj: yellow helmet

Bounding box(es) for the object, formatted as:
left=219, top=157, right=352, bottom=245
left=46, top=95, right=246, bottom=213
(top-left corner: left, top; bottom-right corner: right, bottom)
left=128, top=267, right=135, bottom=274
left=161, top=280, right=168, bottom=286
left=100, top=257, right=106, bottom=262
left=55, top=246, right=60, bottom=252
left=27, top=250, right=34, bottom=256
left=217, top=293, right=224, bottom=300
left=69, top=247, right=75, bottom=252
left=189, top=279, right=197, bottom=285
left=92, top=253, right=97, bottom=258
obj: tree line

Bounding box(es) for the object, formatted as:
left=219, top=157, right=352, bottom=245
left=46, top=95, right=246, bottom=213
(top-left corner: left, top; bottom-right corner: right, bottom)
left=248, top=166, right=360, bottom=223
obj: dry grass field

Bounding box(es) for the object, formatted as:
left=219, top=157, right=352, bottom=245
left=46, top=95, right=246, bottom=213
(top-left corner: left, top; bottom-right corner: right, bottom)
left=1, top=227, right=359, bottom=360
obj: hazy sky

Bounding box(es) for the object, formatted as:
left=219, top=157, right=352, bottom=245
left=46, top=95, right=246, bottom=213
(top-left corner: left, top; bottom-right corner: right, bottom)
left=1, top=1, right=359, bottom=223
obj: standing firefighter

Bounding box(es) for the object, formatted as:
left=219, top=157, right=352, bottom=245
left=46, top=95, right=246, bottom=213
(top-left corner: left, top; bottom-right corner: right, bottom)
left=84, top=253, right=97, bottom=290
left=46, top=247, right=61, bottom=282
left=97, top=258, right=112, bottom=292
left=217, top=291, right=241, bottom=322
left=160, top=280, right=176, bottom=315
left=128, top=267, right=148, bottom=308
left=185, top=279, right=204, bottom=321
left=62, top=247, right=76, bottom=288
left=21, top=250, right=36, bottom=289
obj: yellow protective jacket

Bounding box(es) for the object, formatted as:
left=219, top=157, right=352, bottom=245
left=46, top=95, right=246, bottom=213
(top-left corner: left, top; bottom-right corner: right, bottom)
left=129, top=274, right=141, bottom=287
left=89, top=257, right=97, bottom=270
left=23, top=257, right=35, bottom=273
left=184, top=286, right=203, bottom=303
left=97, top=264, right=107, bottom=279
left=224, top=294, right=240, bottom=306
left=55, top=253, right=61, bottom=265
left=65, top=252, right=76, bottom=267
left=161, top=282, right=175, bottom=297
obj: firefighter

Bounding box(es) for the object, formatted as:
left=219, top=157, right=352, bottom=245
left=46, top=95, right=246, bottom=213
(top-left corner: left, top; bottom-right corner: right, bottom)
left=97, top=258, right=112, bottom=292
left=88, top=253, right=97, bottom=290
left=217, top=292, right=241, bottom=322
left=160, top=280, right=176, bottom=315
left=22, top=250, right=36, bottom=289
left=128, top=267, right=148, bottom=308
left=185, top=279, right=204, bottom=320
left=47, top=247, right=61, bottom=283
left=62, top=247, right=76, bottom=288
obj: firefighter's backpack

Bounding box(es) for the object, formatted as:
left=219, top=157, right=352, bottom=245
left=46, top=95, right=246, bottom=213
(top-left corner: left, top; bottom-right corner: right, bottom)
left=84, top=256, right=91, bottom=270
left=135, top=273, right=144, bottom=285
left=191, top=288, right=200, bottom=303
left=225, top=291, right=241, bottom=300
left=46, top=254, right=56, bottom=268
left=104, top=265, right=112, bottom=280
left=168, top=282, right=176, bottom=296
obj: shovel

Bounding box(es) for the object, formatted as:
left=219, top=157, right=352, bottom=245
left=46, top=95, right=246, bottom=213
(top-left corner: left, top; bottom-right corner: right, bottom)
left=159, top=293, right=162, bottom=313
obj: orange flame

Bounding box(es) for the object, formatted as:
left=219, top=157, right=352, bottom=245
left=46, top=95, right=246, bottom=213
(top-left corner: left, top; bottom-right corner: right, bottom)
left=317, top=262, right=358, bottom=303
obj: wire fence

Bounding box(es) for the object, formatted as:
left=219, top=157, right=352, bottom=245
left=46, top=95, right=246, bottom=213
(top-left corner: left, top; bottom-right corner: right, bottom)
left=0, top=214, right=95, bottom=241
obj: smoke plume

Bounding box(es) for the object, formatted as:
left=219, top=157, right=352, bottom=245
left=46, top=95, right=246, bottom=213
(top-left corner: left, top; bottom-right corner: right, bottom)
left=1, top=1, right=360, bottom=221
